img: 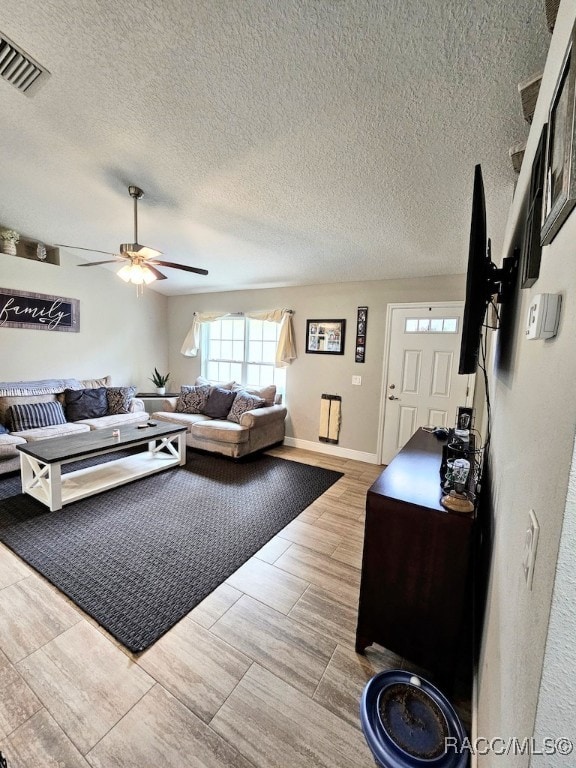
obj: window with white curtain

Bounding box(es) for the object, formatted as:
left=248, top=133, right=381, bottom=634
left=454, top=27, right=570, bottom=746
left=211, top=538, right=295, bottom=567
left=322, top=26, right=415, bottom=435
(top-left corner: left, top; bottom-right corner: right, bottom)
left=201, top=317, right=286, bottom=391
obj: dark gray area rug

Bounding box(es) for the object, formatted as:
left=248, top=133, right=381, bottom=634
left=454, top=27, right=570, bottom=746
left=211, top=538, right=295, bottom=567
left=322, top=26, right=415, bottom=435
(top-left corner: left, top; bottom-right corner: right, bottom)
left=0, top=452, right=342, bottom=652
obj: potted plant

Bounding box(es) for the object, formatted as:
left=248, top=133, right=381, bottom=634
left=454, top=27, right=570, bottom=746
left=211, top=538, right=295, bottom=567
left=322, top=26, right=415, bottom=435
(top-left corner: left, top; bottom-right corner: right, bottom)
left=150, top=368, right=170, bottom=395
left=0, top=229, right=20, bottom=256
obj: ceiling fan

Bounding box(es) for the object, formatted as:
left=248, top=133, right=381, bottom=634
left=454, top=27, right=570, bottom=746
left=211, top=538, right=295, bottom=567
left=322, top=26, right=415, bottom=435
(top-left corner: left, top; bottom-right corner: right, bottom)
left=56, top=185, right=208, bottom=294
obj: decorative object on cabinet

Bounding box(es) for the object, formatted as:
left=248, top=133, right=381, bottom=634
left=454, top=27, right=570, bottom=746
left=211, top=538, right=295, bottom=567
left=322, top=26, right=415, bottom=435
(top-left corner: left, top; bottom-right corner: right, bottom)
left=305, top=319, right=346, bottom=354
left=456, top=406, right=474, bottom=431
left=0, top=287, right=79, bottom=332
left=441, top=468, right=475, bottom=513
left=355, top=306, right=368, bottom=363
left=541, top=23, right=576, bottom=245
left=521, top=124, right=547, bottom=288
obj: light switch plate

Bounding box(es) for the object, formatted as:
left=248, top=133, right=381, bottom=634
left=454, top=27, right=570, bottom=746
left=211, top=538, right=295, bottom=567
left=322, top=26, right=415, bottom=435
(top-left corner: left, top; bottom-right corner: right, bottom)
left=522, top=509, right=539, bottom=589
left=352, top=375, right=362, bottom=386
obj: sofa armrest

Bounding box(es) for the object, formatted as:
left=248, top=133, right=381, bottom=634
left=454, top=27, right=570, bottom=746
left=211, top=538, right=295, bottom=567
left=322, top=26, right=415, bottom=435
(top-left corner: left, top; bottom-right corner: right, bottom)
left=160, top=397, right=178, bottom=413
left=239, top=404, right=287, bottom=428
left=130, top=398, right=146, bottom=413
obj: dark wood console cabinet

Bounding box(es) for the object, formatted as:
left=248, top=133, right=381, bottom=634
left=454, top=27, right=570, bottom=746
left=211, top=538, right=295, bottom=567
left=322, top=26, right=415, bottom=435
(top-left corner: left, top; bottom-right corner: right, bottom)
left=356, top=428, right=475, bottom=681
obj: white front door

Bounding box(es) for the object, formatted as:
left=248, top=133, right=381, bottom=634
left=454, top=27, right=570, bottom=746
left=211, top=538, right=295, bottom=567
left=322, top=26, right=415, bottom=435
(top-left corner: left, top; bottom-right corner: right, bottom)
left=379, top=303, right=473, bottom=464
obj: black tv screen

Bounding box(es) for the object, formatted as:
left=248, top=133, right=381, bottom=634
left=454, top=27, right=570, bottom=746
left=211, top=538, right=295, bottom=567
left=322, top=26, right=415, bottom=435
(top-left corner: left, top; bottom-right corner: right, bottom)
left=458, top=164, right=491, bottom=375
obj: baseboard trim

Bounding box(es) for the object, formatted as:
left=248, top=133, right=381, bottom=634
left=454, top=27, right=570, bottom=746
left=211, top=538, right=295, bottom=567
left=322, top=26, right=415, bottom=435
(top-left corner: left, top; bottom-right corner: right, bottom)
left=283, top=437, right=378, bottom=464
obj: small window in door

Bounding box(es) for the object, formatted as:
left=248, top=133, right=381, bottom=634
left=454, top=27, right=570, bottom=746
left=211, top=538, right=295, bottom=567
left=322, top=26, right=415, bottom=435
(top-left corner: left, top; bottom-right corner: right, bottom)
left=405, top=317, right=459, bottom=333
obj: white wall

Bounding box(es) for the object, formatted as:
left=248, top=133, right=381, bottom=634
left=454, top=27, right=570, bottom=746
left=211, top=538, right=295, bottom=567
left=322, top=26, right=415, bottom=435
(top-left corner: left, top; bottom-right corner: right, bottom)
left=532, top=434, right=576, bottom=766
left=477, top=1, right=576, bottom=763
left=0, top=250, right=168, bottom=388
left=167, top=274, right=465, bottom=460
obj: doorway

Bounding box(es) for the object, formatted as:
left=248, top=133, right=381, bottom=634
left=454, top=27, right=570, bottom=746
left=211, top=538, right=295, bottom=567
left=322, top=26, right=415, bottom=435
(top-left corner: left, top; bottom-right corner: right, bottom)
left=378, top=302, right=474, bottom=465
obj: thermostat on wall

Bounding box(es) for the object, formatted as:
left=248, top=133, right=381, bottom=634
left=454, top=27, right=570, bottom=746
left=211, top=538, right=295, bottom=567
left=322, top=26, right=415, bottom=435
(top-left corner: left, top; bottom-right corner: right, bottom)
left=525, top=293, right=561, bottom=340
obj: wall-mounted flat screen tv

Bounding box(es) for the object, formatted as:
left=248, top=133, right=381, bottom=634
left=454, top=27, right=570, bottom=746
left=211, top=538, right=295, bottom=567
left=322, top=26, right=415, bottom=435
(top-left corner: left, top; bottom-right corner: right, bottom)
left=458, top=164, right=518, bottom=375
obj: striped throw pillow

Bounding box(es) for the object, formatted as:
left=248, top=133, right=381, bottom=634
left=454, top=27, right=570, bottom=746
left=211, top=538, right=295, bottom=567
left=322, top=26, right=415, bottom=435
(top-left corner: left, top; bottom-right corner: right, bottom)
left=7, top=401, right=67, bottom=432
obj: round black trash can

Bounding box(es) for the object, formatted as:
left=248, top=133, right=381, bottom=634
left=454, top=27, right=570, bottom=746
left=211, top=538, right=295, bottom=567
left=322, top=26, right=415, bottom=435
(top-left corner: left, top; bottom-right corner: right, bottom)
left=360, top=670, right=469, bottom=768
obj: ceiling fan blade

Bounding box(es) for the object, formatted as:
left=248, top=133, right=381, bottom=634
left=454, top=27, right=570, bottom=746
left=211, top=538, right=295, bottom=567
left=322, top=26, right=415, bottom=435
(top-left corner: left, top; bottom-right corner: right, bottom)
left=150, top=260, right=209, bottom=276
left=137, top=245, right=163, bottom=259
left=77, top=260, right=123, bottom=266
left=144, top=264, right=168, bottom=280
left=55, top=244, right=119, bottom=257
left=120, top=243, right=163, bottom=259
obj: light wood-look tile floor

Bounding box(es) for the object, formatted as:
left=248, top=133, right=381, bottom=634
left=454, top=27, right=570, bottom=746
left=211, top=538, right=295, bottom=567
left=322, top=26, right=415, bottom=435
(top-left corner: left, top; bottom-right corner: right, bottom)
left=0, top=446, right=471, bottom=767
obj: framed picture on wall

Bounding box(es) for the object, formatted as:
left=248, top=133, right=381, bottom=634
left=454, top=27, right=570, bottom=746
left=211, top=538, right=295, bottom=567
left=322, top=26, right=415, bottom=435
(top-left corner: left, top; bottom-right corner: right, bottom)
left=521, top=123, right=547, bottom=288
left=355, top=306, right=368, bottom=362
left=305, top=319, right=346, bottom=355
left=541, top=24, right=576, bottom=245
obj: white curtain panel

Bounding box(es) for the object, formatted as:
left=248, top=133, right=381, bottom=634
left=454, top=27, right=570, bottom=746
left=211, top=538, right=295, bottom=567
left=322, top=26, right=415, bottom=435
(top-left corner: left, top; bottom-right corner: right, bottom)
left=180, top=309, right=296, bottom=367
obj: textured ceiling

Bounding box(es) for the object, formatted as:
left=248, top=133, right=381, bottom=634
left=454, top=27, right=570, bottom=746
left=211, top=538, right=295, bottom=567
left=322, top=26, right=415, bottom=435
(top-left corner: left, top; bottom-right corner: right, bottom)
left=1, top=0, right=549, bottom=295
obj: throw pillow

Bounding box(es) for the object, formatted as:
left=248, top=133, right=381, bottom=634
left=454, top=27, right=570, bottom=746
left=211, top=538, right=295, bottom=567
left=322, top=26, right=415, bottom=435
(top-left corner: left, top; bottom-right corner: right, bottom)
left=64, top=387, right=108, bottom=421
left=107, top=386, right=137, bottom=415
left=234, top=383, right=277, bottom=406
left=227, top=390, right=266, bottom=423
left=176, top=384, right=211, bottom=414
left=202, top=387, right=237, bottom=419
left=79, top=375, right=112, bottom=388
left=7, top=401, right=67, bottom=432
left=0, top=422, right=8, bottom=434
left=195, top=376, right=235, bottom=390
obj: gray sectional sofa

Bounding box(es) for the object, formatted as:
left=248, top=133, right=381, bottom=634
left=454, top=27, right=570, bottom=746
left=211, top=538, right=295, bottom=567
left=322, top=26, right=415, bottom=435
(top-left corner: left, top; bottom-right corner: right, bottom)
left=151, top=379, right=287, bottom=459
left=0, top=377, right=147, bottom=475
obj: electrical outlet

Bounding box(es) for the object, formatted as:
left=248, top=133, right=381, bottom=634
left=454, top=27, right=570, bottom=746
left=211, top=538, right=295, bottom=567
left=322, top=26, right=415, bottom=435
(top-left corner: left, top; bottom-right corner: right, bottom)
left=352, top=375, right=362, bottom=386
left=522, top=509, right=539, bottom=589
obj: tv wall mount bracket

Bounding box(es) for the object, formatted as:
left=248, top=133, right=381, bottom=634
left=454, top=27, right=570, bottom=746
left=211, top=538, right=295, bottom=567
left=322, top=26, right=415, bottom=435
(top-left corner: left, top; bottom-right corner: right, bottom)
left=484, top=242, right=519, bottom=304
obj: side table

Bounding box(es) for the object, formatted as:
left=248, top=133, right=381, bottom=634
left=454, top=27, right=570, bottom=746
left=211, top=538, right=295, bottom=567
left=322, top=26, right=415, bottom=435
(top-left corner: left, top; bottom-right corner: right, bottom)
left=136, top=392, right=180, bottom=415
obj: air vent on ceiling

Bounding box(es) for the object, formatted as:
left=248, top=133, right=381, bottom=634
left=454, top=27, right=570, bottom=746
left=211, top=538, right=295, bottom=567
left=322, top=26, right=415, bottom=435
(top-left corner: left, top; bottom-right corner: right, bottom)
left=0, top=32, right=50, bottom=95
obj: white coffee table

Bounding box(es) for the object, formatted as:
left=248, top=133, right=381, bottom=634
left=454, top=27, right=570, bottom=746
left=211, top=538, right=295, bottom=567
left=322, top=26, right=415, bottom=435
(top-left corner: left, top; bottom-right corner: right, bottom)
left=17, top=423, right=187, bottom=511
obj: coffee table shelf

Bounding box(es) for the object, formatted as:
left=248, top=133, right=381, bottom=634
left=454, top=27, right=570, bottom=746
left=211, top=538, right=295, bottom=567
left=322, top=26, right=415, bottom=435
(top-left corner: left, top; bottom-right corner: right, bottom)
left=18, top=423, right=187, bottom=512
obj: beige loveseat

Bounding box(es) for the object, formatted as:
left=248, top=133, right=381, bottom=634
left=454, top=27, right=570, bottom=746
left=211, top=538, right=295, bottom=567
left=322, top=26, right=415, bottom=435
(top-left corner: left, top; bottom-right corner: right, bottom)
left=0, top=377, right=146, bottom=475
left=151, top=380, right=287, bottom=459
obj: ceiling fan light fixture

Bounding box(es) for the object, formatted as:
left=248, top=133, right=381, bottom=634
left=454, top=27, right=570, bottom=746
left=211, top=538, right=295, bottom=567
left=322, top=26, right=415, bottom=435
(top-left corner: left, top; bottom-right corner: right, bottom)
left=117, top=264, right=132, bottom=283
left=117, top=263, right=157, bottom=285
left=141, top=266, right=157, bottom=285
left=117, top=264, right=130, bottom=283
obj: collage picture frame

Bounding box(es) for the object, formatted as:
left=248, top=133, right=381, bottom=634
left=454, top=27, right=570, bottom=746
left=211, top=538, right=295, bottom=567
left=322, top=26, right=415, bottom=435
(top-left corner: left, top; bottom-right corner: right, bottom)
left=305, top=319, right=346, bottom=355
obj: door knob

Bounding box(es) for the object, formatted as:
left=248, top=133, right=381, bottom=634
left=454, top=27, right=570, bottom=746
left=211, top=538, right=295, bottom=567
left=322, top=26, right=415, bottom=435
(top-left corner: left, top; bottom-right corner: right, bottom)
left=389, top=384, right=396, bottom=389
left=388, top=395, right=399, bottom=400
